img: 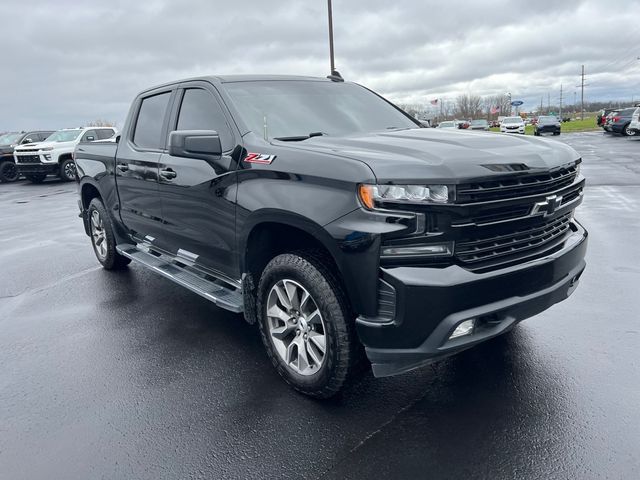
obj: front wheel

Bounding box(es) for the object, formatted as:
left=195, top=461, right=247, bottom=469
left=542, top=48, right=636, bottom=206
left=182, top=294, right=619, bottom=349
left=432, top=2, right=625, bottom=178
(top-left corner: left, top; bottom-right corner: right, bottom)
left=257, top=252, right=363, bottom=398
left=624, top=125, right=637, bottom=137
left=60, top=158, right=77, bottom=181
left=0, top=160, right=19, bottom=182
left=87, top=198, right=131, bottom=270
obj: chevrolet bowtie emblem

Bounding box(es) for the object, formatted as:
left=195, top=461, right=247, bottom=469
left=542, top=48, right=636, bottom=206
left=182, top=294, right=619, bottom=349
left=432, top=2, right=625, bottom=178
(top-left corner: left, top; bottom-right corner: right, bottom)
left=531, top=194, right=563, bottom=217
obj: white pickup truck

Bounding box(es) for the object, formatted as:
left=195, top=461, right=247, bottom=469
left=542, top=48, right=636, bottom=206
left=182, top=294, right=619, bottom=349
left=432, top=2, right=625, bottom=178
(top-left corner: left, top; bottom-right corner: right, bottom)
left=13, top=127, right=116, bottom=183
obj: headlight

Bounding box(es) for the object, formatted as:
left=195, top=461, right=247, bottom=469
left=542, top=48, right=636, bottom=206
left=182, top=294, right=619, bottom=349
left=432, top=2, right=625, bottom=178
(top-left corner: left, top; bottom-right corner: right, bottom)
left=358, top=184, right=452, bottom=209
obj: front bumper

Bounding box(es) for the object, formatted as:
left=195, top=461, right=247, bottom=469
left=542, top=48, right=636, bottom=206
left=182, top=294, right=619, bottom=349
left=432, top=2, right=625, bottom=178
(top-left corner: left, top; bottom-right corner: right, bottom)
left=501, top=127, right=525, bottom=134
left=15, top=154, right=59, bottom=175
left=536, top=126, right=561, bottom=134
left=357, top=221, right=588, bottom=377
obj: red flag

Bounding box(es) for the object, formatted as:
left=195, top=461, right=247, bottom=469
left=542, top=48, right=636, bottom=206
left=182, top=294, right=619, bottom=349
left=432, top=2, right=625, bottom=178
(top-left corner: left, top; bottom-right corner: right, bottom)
left=490, top=105, right=501, bottom=114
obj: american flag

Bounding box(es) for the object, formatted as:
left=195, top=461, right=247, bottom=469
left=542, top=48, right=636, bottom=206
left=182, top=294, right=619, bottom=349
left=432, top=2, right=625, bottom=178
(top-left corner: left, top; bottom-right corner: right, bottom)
left=490, top=105, right=501, bottom=114
left=430, top=99, right=439, bottom=105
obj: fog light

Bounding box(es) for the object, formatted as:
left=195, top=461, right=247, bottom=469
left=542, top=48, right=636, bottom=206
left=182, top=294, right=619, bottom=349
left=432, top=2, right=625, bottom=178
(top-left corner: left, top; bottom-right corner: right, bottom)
left=449, top=319, right=475, bottom=339
left=44, top=154, right=51, bottom=160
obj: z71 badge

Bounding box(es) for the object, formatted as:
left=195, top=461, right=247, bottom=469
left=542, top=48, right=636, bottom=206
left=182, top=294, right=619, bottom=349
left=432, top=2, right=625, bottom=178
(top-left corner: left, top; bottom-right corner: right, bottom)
left=244, top=153, right=276, bottom=164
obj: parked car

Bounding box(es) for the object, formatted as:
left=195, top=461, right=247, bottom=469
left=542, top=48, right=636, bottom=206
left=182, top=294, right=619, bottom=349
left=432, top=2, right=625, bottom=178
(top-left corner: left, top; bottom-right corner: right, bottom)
left=13, top=127, right=116, bottom=183
left=0, top=131, right=54, bottom=182
left=437, top=121, right=457, bottom=128
left=500, top=116, right=525, bottom=134
left=74, top=75, right=587, bottom=398
left=534, top=116, right=561, bottom=136
left=456, top=120, right=470, bottom=129
left=597, top=108, right=619, bottom=127
left=629, top=107, right=640, bottom=135
left=469, top=119, right=489, bottom=131
left=604, top=107, right=638, bottom=136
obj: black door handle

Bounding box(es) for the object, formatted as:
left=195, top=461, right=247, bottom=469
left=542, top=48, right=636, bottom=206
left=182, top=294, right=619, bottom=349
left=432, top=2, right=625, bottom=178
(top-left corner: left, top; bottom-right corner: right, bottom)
left=160, top=168, right=177, bottom=180
left=116, top=163, right=129, bottom=172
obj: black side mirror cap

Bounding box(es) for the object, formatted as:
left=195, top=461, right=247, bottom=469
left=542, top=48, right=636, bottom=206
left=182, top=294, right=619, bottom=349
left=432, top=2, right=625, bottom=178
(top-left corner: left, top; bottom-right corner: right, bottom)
left=168, top=130, right=222, bottom=159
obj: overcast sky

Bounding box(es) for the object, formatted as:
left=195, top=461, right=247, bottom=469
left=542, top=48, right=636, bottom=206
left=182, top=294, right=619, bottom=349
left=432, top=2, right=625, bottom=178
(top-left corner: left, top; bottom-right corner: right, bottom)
left=2, top=0, right=639, bottom=131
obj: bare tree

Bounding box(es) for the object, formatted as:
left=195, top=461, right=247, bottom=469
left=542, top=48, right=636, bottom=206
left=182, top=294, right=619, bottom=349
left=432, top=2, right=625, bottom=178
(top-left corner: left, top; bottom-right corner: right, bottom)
left=86, top=119, right=117, bottom=127
left=484, top=95, right=512, bottom=120
left=455, top=94, right=483, bottom=119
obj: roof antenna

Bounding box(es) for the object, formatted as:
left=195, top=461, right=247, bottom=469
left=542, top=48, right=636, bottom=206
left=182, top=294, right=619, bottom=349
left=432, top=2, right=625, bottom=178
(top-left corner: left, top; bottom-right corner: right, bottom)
left=326, top=0, right=344, bottom=82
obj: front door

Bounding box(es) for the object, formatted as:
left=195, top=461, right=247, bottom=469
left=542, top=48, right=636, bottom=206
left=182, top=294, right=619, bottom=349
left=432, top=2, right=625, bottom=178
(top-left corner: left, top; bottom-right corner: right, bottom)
left=116, top=89, right=173, bottom=241
left=156, top=84, right=239, bottom=279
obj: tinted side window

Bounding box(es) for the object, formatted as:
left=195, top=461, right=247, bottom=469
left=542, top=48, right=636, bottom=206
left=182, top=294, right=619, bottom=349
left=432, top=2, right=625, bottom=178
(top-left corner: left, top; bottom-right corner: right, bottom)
left=96, top=129, right=115, bottom=140
left=176, top=89, right=233, bottom=150
left=82, top=130, right=98, bottom=142
left=133, top=92, right=172, bottom=149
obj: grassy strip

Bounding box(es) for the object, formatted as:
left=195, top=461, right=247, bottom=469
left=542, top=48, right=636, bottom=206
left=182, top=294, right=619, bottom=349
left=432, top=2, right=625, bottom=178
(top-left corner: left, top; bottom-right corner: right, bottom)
left=489, top=117, right=600, bottom=135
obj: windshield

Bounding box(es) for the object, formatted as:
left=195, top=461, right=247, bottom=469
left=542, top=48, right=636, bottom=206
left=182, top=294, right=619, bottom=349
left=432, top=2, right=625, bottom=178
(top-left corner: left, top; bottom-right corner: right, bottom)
left=0, top=133, right=24, bottom=145
left=471, top=120, right=487, bottom=125
left=538, top=116, right=558, bottom=123
left=224, top=80, right=418, bottom=139
left=503, top=117, right=522, bottom=124
left=44, top=130, right=82, bottom=142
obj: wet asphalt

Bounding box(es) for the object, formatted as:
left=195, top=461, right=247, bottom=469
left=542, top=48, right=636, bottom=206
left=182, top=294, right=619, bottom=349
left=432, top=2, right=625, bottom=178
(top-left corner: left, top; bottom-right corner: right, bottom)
left=0, top=131, right=639, bottom=479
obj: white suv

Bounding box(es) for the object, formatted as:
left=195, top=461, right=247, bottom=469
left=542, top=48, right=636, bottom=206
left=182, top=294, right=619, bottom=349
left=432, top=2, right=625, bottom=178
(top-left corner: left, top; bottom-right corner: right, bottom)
left=630, top=107, right=640, bottom=135
left=500, top=117, right=525, bottom=134
left=13, top=127, right=116, bottom=183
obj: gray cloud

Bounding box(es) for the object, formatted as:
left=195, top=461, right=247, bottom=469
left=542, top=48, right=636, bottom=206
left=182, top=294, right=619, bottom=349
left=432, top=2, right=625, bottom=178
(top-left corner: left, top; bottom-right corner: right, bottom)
left=1, top=0, right=639, bottom=131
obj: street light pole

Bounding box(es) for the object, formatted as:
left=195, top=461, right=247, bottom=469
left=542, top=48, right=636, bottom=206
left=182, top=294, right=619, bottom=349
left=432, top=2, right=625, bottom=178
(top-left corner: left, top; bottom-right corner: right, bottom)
left=327, top=0, right=335, bottom=74
left=506, top=92, right=511, bottom=115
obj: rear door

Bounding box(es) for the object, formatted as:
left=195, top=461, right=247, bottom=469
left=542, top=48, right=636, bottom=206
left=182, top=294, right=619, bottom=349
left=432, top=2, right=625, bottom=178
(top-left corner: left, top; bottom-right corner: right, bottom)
left=155, top=82, right=240, bottom=279
left=115, top=89, right=174, bottom=241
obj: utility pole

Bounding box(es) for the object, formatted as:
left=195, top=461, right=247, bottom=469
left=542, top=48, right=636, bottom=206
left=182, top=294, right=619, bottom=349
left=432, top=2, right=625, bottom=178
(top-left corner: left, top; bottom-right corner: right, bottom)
left=574, top=92, right=577, bottom=114
left=540, top=97, right=543, bottom=113
left=577, top=65, right=587, bottom=120
left=547, top=92, right=550, bottom=114
left=327, top=0, right=335, bottom=74
left=559, top=84, right=563, bottom=119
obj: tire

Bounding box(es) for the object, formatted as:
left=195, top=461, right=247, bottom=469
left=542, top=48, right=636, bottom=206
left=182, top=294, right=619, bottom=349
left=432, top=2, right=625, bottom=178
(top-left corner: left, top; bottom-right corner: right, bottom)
left=623, top=124, right=637, bottom=137
left=257, top=251, right=363, bottom=398
left=0, top=160, right=19, bottom=183
left=534, top=131, right=539, bottom=136
left=87, top=197, right=131, bottom=270
left=25, top=173, right=47, bottom=183
left=60, top=158, right=77, bottom=181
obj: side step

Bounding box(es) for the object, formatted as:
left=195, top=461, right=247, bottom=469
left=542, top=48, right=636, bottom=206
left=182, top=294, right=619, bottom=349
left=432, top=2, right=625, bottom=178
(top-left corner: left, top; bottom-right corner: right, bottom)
left=116, top=243, right=244, bottom=313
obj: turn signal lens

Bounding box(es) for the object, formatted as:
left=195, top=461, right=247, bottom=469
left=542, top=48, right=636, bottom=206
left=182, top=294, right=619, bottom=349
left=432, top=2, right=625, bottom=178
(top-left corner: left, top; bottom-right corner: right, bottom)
left=358, top=184, right=376, bottom=209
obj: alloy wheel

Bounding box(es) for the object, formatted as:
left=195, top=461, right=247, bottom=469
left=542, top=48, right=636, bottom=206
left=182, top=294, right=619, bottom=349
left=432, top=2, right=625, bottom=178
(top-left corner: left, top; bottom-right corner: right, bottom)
left=266, top=279, right=327, bottom=376
left=64, top=161, right=77, bottom=180
left=90, top=209, right=107, bottom=260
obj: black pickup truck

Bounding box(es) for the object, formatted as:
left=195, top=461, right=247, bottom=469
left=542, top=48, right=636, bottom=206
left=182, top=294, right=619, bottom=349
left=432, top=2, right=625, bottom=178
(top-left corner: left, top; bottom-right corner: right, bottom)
left=75, top=75, right=587, bottom=398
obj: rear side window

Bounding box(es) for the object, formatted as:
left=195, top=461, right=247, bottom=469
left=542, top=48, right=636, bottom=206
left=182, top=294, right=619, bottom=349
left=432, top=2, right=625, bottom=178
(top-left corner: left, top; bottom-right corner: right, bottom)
left=176, top=89, right=233, bottom=150
left=133, top=91, right=172, bottom=149
left=96, top=129, right=115, bottom=140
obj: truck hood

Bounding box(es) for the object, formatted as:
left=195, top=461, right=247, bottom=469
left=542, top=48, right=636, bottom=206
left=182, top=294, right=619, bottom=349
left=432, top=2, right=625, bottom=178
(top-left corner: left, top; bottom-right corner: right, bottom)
left=15, top=140, right=74, bottom=152
left=285, top=128, right=579, bottom=183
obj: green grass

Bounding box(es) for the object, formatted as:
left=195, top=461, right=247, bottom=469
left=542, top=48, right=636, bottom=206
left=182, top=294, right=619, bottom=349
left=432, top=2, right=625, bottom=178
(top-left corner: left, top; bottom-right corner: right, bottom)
left=489, top=117, right=600, bottom=135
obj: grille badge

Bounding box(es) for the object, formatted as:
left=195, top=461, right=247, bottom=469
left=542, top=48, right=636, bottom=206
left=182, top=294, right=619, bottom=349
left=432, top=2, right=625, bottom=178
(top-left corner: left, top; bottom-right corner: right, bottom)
left=531, top=194, right=563, bottom=217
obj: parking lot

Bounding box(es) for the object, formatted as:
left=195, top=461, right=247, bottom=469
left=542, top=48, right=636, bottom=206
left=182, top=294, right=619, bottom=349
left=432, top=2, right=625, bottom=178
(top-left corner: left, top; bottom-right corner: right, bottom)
left=1, top=131, right=638, bottom=479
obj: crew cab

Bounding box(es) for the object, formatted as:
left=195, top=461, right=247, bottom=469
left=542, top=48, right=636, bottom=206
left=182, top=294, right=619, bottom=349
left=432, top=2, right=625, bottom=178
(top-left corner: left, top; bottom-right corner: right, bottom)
left=75, top=75, right=587, bottom=398
left=0, top=130, right=53, bottom=182
left=14, top=127, right=116, bottom=183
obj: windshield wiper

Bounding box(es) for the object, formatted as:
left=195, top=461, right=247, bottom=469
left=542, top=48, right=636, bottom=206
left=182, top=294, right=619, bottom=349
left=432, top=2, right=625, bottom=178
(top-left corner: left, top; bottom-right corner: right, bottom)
left=273, top=132, right=327, bottom=142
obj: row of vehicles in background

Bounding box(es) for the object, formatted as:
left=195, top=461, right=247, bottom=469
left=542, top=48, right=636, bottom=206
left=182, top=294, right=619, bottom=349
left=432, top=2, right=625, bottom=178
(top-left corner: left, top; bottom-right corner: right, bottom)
left=436, top=116, right=562, bottom=136
left=0, top=127, right=117, bottom=183
left=597, top=105, right=640, bottom=137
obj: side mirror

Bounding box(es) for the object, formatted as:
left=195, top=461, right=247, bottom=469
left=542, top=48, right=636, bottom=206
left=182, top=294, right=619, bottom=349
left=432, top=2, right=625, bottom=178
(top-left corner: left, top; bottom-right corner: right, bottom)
left=86, top=136, right=95, bottom=141
left=168, top=130, right=222, bottom=159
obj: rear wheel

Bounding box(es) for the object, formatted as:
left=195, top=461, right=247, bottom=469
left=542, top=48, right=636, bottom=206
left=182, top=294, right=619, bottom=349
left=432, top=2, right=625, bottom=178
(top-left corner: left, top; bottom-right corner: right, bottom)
left=257, top=252, right=363, bottom=398
left=88, top=198, right=131, bottom=270
left=0, top=160, right=19, bottom=182
left=623, top=124, right=637, bottom=137
left=26, top=173, right=46, bottom=183
left=60, top=158, right=77, bottom=181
